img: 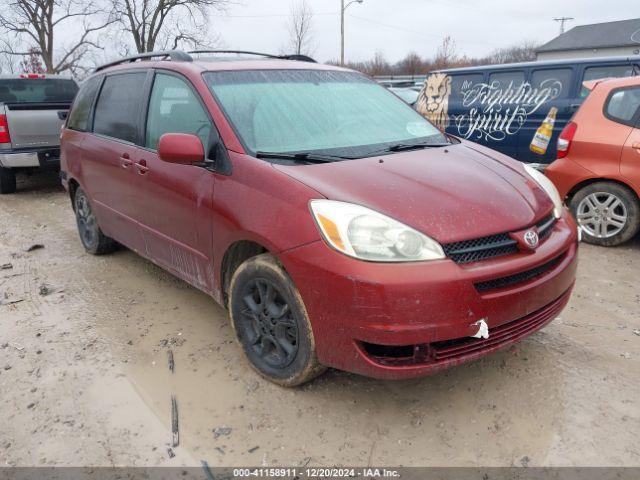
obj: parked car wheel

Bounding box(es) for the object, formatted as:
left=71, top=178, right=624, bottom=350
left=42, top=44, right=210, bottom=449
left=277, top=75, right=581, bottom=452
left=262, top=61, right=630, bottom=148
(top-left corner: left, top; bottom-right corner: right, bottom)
left=229, top=254, right=326, bottom=386
left=0, top=168, right=17, bottom=194
left=570, top=182, right=640, bottom=246
left=74, top=187, right=118, bottom=255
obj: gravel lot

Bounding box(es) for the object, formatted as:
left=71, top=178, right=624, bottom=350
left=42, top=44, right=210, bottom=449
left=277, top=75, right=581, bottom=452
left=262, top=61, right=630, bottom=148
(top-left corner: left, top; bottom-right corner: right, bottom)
left=1, top=172, right=639, bottom=467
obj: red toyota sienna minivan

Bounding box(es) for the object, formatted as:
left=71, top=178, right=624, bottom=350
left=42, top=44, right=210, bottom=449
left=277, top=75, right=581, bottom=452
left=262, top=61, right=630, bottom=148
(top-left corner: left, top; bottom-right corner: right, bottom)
left=60, top=51, right=579, bottom=386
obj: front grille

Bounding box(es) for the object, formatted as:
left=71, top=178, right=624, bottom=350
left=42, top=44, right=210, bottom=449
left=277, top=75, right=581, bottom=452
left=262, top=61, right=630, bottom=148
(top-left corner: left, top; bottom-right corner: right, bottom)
left=430, top=288, right=571, bottom=362
left=537, top=214, right=556, bottom=241
left=442, top=214, right=556, bottom=264
left=442, top=233, right=518, bottom=264
left=474, top=252, right=565, bottom=293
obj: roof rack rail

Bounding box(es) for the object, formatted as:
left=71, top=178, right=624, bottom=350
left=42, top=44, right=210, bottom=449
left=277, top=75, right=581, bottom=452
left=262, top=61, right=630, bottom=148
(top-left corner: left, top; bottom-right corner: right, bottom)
left=94, top=50, right=193, bottom=72
left=187, top=50, right=317, bottom=63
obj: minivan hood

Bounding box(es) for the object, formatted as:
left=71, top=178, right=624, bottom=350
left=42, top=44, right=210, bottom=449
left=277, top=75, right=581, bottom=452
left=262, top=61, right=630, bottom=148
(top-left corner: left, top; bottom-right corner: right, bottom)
left=274, top=142, right=554, bottom=244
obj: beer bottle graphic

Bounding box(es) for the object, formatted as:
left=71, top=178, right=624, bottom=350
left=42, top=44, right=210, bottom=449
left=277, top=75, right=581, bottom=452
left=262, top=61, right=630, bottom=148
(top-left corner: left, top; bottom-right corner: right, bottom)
left=530, top=107, right=558, bottom=155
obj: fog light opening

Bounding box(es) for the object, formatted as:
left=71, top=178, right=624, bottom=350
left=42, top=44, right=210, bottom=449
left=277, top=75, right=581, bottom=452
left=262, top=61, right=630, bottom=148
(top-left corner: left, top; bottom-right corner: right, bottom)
left=361, top=342, right=431, bottom=366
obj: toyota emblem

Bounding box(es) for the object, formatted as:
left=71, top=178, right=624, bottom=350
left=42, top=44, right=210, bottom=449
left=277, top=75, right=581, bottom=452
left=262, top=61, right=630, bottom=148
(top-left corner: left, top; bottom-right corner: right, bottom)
left=524, top=230, right=539, bottom=249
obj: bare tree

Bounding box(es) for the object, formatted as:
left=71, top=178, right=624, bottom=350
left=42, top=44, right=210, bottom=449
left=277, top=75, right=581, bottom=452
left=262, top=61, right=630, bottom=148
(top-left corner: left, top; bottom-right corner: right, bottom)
left=330, top=38, right=537, bottom=79
left=110, top=0, right=229, bottom=53
left=433, top=36, right=457, bottom=70
left=484, top=41, right=539, bottom=64
left=19, top=47, right=45, bottom=73
left=327, top=51, right=395, bottom=77
left=0, top=0, right=114, bottom=74
left=286, top=0, right=315, bottom=56
left=395, top=52, right=430, bottom=76
left=0, top=54, right=18, bottom=74
left=363, top=50, right=391, bottom=77
left=0, top=38, right=19, bottom=74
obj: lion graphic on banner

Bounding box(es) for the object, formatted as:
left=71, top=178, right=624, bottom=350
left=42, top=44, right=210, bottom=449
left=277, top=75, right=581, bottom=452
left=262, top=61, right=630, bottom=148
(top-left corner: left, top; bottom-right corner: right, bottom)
left=416, top=73, right=452, bottom=132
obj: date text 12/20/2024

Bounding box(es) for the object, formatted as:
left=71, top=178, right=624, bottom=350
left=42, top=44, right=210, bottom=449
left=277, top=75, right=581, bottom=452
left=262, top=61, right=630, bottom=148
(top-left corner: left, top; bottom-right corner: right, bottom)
left=232, top=468, right=400, bottom=478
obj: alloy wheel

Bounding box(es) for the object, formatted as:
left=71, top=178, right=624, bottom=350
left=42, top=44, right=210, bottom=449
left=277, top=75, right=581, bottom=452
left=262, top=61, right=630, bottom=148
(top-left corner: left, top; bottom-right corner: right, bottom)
left=75, top=193, right=98, bottom=247
left=576, top=192, right=627, bottom=239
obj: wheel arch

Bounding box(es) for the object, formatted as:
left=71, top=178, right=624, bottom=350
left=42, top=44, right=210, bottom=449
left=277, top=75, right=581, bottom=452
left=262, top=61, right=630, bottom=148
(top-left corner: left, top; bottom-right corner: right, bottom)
left=67, top=177, right=81, bottom=211
left=220, top=240, right=270, bottom=306
left=566, top=177, right=640, bottom=203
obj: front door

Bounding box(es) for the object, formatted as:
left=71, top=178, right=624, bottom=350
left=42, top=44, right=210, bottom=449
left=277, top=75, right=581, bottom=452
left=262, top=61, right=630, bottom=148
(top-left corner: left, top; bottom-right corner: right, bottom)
left=133, top=71, right=217, bottom=291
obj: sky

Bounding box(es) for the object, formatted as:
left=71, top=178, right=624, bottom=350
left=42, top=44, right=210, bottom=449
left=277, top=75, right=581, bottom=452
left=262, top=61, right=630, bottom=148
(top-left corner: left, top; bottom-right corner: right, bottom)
left=208, top=0, right=638, bottom=63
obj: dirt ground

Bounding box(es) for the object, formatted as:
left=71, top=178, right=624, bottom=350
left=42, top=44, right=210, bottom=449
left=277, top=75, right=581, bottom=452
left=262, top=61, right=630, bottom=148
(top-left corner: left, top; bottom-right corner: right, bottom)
left=0, top=171, right=639, bottom=468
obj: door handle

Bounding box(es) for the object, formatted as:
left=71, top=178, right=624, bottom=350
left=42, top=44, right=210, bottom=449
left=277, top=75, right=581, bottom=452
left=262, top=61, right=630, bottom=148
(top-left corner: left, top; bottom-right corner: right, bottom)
left=135, top=159, right=149, bottom=175
left=632, top=142, right=640, bottom=151
left=120, top=153, right=132, bottom=169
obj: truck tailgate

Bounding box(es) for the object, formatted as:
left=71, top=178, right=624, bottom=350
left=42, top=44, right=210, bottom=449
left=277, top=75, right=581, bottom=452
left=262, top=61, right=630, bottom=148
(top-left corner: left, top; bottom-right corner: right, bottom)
left=5, top=103, right=69, bottom=150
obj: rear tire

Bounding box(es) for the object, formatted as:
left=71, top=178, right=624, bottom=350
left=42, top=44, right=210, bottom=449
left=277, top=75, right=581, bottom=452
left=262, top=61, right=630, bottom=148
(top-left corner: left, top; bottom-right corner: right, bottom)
left=0, top=168, right=16, bottom=194
left=228, top=254, right=326, bottom=387
left=569, top=182, right=640, bottom=246
left=73, top=187, right=118, bottom=255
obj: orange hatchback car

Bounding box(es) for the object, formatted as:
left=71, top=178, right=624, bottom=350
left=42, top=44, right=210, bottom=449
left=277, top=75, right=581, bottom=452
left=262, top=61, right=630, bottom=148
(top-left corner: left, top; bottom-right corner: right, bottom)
left=546, top=76, right=640, bottom=246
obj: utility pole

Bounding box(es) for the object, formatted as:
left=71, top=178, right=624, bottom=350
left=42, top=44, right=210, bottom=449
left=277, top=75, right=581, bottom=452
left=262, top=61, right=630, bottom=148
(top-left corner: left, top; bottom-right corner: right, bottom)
left=554, top=17, right=574, bottom=35
left=341, top=0, right=363, bottom=66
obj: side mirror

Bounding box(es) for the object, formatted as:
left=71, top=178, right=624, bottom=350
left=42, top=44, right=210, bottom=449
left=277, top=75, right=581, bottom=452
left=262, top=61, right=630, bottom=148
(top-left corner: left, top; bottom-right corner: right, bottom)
left=157, top=133, right=204, bottom=165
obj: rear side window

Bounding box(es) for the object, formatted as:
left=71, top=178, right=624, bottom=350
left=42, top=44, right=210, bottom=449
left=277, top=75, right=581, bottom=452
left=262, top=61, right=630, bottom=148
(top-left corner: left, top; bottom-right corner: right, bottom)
left=93, top=72, right=147, bottom=143
left=605, top=87, right=640, bottom=125
left=0, top=78, right=77, bottom=104
left=145, top=73, right=213, bottom=152
left=581, top=65, right=634, bottom=97
left=489, top=71, right=525, bottom=89
left=530, top=69, right=573, bottom=99
left=67, top=77, right=102, bottom=132
left=450, top=74, right=483, bottom=97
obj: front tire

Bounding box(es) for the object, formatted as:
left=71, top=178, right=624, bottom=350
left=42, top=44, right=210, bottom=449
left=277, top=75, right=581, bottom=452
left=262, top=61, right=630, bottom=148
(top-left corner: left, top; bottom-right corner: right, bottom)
left=569, top=182, right=640, bottom=246
left=73, top=187, right=118, bottom=255
left=228, top=254, right=326, bottom=387
left=0, top=168, right=16, bottom=194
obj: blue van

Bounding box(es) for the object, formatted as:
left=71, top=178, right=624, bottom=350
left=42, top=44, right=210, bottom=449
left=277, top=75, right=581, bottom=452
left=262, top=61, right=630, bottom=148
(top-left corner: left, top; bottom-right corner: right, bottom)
left=416, top=56, right=640, bottom=166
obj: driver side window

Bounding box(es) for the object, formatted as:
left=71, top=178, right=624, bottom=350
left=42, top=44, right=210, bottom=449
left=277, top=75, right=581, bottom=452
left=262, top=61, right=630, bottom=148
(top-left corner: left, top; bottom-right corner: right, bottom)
left=145, top=73, right=212, bottom=154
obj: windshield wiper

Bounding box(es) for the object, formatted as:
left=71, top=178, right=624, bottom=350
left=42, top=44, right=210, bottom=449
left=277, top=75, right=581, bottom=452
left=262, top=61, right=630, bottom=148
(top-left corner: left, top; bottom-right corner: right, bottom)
left=256, top=151, right=348, bottom=164
left=256, top=141, right=450, bottom=164
left=362, top=141, right=451, bottom=157
left=386, top=141, right=450, bottom=152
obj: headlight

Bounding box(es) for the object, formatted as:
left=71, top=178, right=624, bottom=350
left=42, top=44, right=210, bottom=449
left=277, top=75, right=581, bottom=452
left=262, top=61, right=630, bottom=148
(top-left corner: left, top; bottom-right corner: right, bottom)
left=523, top=163, right=563, bottom=219
left=309, top=200, right=445, bottom=262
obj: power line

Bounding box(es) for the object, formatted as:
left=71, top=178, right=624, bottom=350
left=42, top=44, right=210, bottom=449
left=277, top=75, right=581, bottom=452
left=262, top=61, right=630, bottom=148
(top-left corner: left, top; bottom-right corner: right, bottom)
left=347, top=14, right=504, bottom=47
left=554, top=17, right=574, bottom=35
left=219, top=12, right=338, bottom=18
left=425, top=0, right=529, bottom=18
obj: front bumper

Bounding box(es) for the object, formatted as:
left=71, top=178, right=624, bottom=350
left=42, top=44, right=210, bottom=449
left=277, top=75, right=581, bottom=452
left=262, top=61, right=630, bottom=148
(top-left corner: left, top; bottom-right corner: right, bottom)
left=0, top=148, right=60, bottom=169
left=279, top=213, right=578, bottom=380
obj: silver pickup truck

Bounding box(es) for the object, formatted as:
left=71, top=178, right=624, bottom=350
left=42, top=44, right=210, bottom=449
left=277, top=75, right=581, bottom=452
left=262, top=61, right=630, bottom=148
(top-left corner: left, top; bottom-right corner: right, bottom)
left=0, top=74, right=78, bottom=194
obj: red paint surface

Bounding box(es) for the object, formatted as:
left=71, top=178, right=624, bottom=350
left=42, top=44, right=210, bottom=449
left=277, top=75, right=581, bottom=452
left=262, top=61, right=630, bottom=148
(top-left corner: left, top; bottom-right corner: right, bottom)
left=61, top=59, right=579, bottom=379
left=157, top=133, right=205, bottom=165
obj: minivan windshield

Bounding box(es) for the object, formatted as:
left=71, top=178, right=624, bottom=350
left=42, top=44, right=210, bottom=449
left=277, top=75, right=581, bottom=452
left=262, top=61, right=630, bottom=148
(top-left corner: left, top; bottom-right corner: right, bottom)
left=0, top=78, right=78, bottom=104
left=204, top=70, right=447, bottom=159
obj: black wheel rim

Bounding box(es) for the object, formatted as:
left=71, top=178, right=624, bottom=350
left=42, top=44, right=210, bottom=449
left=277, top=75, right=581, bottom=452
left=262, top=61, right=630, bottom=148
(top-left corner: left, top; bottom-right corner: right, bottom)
left=238, top=278, right=299, bottom=369
left=75, top=193, right=97, bottom=248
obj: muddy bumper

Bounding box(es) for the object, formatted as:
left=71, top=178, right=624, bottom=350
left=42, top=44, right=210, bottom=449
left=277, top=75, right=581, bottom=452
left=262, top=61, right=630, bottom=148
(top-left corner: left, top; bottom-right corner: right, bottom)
left=279, top=213, right=578, bottom=380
